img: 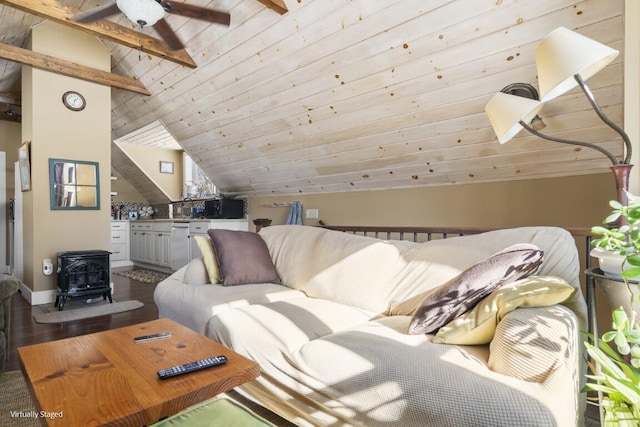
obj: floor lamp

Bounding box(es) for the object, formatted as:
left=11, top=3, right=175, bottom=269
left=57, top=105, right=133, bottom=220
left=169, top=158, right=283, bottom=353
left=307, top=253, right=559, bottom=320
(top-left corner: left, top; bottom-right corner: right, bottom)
left=484, top=27, right=633, bottom=206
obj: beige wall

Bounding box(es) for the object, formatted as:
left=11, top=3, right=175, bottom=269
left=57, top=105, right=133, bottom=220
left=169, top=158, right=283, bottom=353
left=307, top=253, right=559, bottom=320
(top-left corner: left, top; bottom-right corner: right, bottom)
left=115, top=142, right=183, bottom=201
left=21, top=22, right=111, bottom=294
left=248, top=172, right=615, bottom=229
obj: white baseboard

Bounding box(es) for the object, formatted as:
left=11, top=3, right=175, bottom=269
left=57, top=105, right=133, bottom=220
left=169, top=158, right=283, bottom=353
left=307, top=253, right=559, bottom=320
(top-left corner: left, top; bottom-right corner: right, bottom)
left=112, top=260, right=134, bottom=269
left=18, top=282, right=115, bottom=306
left=18, top=283, right=56, bottom=306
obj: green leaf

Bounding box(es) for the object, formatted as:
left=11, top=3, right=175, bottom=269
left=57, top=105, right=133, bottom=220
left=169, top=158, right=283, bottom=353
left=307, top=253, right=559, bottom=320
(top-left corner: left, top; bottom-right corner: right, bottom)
left=626, top=330, right=640, bottom=342
left=614, top=309, right=630, bottom=330
left=611, top=200, right=624, bottom=210
left=627, top=255, right=640, bottom=267
left=622, top=268, right=640, bottom=279
left=599, top=340, right=627, bottom=362
left=603, top=331, right=618, bottom=342
left=593, top=226, right=612, bottom=235
left=584, top=382, right=619, bottom=395
left=608, top=376, right=640, bottom=406
left=586, top=343, right=628, bottom=379
left=606, top=212, right=623, bottom=224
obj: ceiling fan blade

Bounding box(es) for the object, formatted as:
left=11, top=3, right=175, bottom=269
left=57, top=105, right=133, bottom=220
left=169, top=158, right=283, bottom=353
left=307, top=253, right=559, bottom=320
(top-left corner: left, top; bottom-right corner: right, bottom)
left=153, top=18, right=185, bottom=51
left=160, top=1, right=231, bottom=25
left=71, top=2, right=121, bottom=23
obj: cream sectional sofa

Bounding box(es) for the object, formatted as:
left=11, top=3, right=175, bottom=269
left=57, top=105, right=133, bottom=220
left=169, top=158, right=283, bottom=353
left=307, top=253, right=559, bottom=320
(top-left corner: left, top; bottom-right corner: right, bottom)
left=154, top=225, right=587, bottom=427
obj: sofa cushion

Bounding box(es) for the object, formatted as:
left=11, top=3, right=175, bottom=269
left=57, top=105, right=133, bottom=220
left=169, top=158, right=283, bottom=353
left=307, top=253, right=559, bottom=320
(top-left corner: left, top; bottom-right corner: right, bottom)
left=194, top=235, right=221, bottom=284
left=154, top=269, right=304, bottom=335
left=221, top=313, right=568, bottom=427
left=259, top=225, right=413, bottom=313
left=208, top=296, right=378, bottom=353
left=489, top=305, right=579, bottom=386
left=407, top=243, right=543, bottom=335
left=208, top=229, right=281, bottom=286
left=433, top=276, right=575, bottom=345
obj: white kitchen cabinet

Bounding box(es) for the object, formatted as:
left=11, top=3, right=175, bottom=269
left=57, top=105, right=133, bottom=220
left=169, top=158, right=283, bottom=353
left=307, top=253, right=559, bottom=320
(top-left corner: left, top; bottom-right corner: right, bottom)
left=188, top=219, right=249, bottom=261
left=170, top=222, right=190, bottom=270
left=130, top=221, right=190, bottom=271
left=129, top=219, right=248, bottom=270
left=130, top=222, right=152, bottom=263
left=151, top=222, right=172, bottom=268
left=111, top=221, right=131, bottom=267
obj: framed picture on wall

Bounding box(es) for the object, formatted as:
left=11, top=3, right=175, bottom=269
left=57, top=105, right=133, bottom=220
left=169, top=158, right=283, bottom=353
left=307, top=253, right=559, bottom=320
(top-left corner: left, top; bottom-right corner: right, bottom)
left=18, top=141, right=31, bottom=192
left=160, top=161, right=174, bottom=174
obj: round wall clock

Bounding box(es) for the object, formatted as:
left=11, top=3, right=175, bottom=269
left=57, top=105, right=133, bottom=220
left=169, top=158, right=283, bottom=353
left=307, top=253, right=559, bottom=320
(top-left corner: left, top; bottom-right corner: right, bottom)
left=62, top=91, right=86, bottom=111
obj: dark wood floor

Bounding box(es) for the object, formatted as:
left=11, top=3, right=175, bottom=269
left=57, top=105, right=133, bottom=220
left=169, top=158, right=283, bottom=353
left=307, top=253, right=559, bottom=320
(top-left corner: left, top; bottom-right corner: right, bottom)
left=6, top=269, right=296, bottom=427
left=7, top=268, right=159, bottom=371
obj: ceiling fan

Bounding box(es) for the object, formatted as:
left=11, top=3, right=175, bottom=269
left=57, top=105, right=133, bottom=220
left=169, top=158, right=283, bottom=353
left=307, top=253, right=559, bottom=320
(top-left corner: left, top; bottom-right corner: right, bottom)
left=71, top=0, right=231, bottom=51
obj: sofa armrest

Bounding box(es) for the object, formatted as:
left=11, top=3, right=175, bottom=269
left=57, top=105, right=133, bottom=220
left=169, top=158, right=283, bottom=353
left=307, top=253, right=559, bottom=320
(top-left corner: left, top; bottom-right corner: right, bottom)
left=0, top=275, right=19, bottom=300
left=489, top=305, right=583, bottom=426
left=182, top=257, right=211, bottom=285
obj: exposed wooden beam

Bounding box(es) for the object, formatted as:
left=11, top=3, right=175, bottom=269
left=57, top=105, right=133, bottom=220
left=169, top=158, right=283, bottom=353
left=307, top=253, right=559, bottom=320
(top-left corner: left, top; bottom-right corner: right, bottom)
left=256, top=0, right=288, bottom=15
left=0, top=0, right=197, bottom=69
left=0, top=92, right=21, bottom=106
left=0, top=42, right=150, bottom=96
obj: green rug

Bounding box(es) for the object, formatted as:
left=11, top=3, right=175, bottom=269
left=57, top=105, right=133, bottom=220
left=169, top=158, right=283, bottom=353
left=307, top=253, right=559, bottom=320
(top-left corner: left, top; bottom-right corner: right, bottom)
left=0, top=371, right=293, bottom=427
left=113, top=269, right=171, bottom=284
left=0, top=371, right=38, bottom=427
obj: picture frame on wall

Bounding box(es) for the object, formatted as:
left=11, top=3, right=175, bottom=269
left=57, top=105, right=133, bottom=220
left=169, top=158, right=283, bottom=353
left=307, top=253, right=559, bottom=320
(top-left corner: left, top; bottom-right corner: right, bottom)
left=18, top=141, right=31, bottom=192
left=160, top=161, right=174, bottom=174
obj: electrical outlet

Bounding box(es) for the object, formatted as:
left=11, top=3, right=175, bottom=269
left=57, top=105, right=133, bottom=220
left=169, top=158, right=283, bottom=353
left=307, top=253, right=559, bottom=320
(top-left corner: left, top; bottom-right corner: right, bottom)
left=305, top=209, right=319, bottom=219
left=43, top=259, right=53, bottom=276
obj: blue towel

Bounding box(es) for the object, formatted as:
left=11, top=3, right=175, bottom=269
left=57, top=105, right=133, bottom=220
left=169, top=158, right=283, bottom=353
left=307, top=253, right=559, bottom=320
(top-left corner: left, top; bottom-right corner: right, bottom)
left=286, top=201, right=303, bottom=225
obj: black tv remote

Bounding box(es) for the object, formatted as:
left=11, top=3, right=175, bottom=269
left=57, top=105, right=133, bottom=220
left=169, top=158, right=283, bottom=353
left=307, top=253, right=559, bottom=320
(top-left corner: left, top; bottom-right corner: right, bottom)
left=157, top=355, right=228, bottom=379
left=134, top=331, right=171, bottom=343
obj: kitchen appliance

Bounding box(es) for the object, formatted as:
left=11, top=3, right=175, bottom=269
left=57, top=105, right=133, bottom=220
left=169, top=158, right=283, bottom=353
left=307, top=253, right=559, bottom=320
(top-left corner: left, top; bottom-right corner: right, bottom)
left=204, top=198, right=244, bottom=219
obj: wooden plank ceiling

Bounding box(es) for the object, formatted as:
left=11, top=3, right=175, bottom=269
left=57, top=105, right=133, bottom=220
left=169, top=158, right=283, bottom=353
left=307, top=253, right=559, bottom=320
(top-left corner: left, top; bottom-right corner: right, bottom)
left=0, top=0, right=625, bottom=196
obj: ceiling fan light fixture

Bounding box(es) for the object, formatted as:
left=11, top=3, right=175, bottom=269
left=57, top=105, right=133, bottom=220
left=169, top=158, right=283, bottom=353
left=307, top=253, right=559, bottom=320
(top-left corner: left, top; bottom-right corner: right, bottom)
left=117, top=0, right=165, bottom=27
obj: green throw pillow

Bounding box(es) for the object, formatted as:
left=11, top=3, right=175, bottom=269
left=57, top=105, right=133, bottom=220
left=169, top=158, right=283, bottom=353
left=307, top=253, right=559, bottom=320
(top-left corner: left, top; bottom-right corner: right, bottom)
left=194, top=235, right=221, bottom=284
left=433, top=276, right=576, bottom=345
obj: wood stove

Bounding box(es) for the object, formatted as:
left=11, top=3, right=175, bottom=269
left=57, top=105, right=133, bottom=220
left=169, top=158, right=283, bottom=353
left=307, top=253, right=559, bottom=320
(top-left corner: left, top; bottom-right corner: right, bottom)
left=55, top=250, right=112, bottom=311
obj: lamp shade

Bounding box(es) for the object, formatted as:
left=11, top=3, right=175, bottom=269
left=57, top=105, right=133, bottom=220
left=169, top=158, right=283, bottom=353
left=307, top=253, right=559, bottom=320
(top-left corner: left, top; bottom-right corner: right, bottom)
left=116, top=0, right=165, bottom=27
left=484, top=92, right=544, bottom=144
left=536, top=27, right=618, bottom=102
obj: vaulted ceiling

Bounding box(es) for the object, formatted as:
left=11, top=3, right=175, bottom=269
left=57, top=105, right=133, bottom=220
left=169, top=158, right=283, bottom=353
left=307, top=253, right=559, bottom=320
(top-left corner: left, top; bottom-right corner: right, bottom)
left=0, top=0, right=626, bottom=196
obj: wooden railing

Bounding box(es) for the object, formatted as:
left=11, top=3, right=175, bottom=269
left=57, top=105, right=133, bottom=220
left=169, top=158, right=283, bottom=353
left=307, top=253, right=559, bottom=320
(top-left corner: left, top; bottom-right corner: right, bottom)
left=320, top=223, right=596, bottom=333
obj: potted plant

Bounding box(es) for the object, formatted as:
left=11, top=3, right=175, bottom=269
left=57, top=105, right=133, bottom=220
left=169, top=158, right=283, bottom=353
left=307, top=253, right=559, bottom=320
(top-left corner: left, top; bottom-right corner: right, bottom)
left=586, top=192, right=640, bottom=425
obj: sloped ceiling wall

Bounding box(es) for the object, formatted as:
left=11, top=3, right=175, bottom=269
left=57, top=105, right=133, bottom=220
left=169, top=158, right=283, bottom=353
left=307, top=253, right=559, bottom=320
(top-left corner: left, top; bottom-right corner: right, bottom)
left=111, top=142, right=174, bottom=205
left=108, top=0, right=625, bottom=196
left=0, top=1, right=627, bottom=197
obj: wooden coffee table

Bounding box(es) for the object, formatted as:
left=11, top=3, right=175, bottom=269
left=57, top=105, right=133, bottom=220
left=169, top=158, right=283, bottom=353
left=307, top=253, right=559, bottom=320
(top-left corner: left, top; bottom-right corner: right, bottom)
left=18, top=318, right=260, bottom=426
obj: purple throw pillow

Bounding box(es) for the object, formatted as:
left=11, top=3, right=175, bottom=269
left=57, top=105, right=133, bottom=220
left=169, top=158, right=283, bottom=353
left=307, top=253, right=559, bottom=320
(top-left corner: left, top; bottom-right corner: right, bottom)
left=408, top=243, right=543, bottom=335
left=207, top=229, right=281, bottom=286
